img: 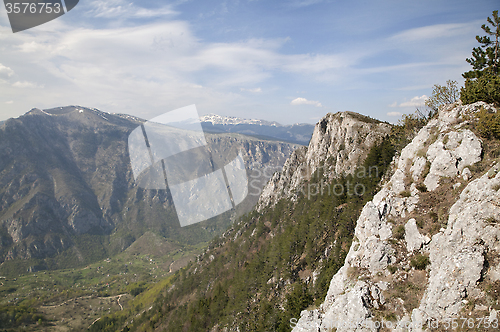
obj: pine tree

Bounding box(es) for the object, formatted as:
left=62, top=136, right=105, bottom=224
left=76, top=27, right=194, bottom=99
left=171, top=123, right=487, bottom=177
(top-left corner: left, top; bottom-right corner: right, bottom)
left=461, top=10, right=500, bottom=106
left=463, top=10, right=500, bottom=78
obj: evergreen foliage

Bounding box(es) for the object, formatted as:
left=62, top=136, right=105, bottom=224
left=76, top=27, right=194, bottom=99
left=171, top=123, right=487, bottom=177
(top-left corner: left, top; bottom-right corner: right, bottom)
left=461, top=10, right=500, bottom=106
left=463, top=10, right=499, bottom=79
left=474, top=106, right=500, bottom=139
left=461, top=72, right=500, bottom=106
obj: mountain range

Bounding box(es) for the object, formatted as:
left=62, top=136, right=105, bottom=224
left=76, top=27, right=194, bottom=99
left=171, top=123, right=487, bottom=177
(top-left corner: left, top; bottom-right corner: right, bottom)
left=0, top=106, right=301, bottom=274
left=200, top=113, right=314, bottom=145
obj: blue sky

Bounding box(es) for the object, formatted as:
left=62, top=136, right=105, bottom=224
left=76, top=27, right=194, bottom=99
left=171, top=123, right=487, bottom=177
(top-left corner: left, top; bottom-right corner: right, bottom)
left=0, top=0, right=497, bottom=124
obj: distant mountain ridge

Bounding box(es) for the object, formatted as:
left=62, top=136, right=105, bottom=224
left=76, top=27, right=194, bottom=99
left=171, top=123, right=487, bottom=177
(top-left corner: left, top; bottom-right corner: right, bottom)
left=200, top=114, right=314, bottom=145
left=201, top=114, right=281, bottom=126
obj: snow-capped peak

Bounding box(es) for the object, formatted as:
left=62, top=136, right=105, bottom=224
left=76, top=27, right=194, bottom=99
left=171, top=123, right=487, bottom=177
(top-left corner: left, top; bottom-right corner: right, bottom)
left=200, top=114, right=281, bottom=127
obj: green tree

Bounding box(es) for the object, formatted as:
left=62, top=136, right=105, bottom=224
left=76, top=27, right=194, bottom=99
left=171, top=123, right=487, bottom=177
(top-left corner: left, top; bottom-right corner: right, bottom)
left=461, top=72, right=500, bottom=105
left=425, top=80, right=459, bottom=112
left=463, top=10, right=500, bottom=78
left=461, top=10, right=500, bottom=106
left=474, top=106, right=500, bottom=139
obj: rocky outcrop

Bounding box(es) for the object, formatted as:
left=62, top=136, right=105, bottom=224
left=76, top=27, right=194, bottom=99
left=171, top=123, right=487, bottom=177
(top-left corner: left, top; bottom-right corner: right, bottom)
left=292, top=101, right=500, bottom=331
left=257, top=112, right=391, bottom=211
left=405, top=219, right=430, bottom=253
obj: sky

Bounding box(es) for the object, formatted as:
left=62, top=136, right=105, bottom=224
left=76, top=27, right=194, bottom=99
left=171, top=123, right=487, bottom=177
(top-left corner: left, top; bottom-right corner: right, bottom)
left=0, top=0, right=498, bottom=125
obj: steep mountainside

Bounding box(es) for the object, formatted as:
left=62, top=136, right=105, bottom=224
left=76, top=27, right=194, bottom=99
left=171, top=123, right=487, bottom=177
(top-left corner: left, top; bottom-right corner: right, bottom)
left=0, top=106, right=298, bottom=272
left=257, top=111, right=391, bottom=211
left=293, top=101, right=500, bottom=331
left=105, top=103, right=500, bottom=332
left=113, top=110, right=396, bottom=331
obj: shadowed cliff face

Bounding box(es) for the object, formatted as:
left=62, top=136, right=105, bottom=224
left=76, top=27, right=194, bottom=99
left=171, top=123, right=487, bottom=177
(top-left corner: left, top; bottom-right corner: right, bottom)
left=0, top=106, right=298, bottom=265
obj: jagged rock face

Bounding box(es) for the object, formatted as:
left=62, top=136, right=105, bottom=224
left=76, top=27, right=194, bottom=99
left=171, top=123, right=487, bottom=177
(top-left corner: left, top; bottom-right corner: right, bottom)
left=0, top=106, right=297, bottom=262
left=257, top=146, right=308, bottom=210
left=411, top=164, right=500, bottom=328
left=292, top=102, right=500, bottom=331
left=257, top=111, right=391, bottom=211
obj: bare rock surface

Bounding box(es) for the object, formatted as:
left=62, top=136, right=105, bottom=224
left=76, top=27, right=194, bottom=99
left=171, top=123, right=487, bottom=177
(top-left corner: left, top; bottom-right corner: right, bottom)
left=405, top=219, right=430, bottom=253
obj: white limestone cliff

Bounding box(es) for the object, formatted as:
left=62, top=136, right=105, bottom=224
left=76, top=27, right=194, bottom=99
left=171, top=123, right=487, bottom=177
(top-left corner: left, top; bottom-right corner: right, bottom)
left=257, top=111, right=391, bottom=211
left=292, top=101, right=500, bottom=331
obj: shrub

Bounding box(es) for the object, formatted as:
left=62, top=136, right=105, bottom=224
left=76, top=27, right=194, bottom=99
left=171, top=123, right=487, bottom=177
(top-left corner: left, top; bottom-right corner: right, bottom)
left=425, top=80, right=459, bottom=112
left=399, top=190, right=411, bottom=198
left=461, top=74, right=500, bottom=106
left=428, top=212, right=438, bottom=223
left=474, top=107, right=500, bottom=139
left=387, top=265, right=397, bottom=274
left=390, top=111, right=430, bottom=152
left=416, top=183, right=427, bottom=192
left=392, top=225, right=405, bottom=240
left=410, top=254, right=430, bottom=270
left=385, top=312, right=398, bottom=321
left=421, top=161, right=431, bottom=179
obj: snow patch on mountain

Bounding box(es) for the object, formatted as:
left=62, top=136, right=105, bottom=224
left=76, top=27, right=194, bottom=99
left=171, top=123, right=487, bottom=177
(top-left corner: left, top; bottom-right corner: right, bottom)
left=201, top=114, right=281, bottom=127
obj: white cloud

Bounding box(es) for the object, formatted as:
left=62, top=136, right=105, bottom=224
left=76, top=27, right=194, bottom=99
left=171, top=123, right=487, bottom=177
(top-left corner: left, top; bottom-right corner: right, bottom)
left=0, top=64, right=14, bottom=79
left=0, top=0, right=366, bottom=121
left=5, top=100, right=13, bottom=104
left=400, top=95, right=428, bottom=107
left=391, top=22, right=477, bottom=42
left=291, top=97, right=322, bottom=107
left=0, top=1, right=480, bottom=123
left=390, top=95, right=428, bottom=108
left=12, top=81, right=42, bottom=88
left=387, top=111, right=402, bottom=116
